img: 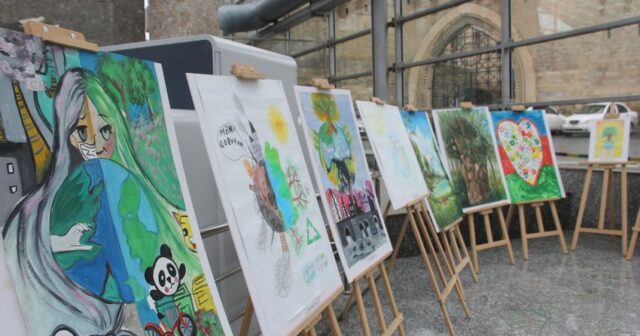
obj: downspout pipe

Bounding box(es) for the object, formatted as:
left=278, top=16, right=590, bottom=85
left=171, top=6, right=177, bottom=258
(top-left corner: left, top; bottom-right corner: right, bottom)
left=219, top=0, right=308, bottom=35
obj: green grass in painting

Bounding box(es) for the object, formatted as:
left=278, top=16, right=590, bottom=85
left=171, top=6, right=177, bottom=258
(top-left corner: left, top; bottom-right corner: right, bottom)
left=506, top=165, right=562, bottom=203
left=427, top=193, right=462, bottom=230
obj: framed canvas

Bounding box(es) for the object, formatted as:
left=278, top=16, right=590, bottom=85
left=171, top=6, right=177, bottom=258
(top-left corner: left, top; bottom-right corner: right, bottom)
left=293, top=86, right=392, bottom=282
left=0, top=28, right=231, bottom=336
left=400, top=110, right=463, bottom=231
left=356, top=101, right=428, bottom=210
left=588, top=118, right=631, bottom=163
left=188, top=75, right=343, bottom=336
left=432, top=107, right=510, bottom=213
left=491, top=110, right=565, bottom=204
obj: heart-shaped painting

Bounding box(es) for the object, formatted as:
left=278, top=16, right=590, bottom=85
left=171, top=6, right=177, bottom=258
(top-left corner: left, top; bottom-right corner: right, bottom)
left=497, top=118, right=543, bottom=186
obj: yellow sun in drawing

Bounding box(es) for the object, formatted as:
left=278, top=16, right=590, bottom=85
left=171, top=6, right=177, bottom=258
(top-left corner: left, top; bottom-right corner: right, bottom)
left=268, top=105, right=289, bottom=143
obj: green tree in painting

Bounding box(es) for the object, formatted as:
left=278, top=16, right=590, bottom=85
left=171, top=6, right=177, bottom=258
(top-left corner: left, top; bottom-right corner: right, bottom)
left=438, top=110, right=505, bottom=206
left=125, top=58, right=158, bottom=122
left=95, top=54, right=184, bottom=208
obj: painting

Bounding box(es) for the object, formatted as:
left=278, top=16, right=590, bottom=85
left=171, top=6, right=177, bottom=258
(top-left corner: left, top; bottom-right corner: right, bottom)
left=188, top=75, right=343, bottom=336
left=294, top=86, right=392, bottom=282
left=0, top=239, right=26, bottom=335
left=0, top=28, right=231, bottom=336
left=356, top=101, right=428, bottom=209
left=491, top=110, right=565, bottom=204
left=400, top=111, right=463, bottom=231
left=588, top=118, right=630, bottom=163
left=432, top=107, right=509, bottom=213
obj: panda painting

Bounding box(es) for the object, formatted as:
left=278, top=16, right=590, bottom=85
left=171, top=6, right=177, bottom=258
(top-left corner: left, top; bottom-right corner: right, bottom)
left=145, top=244, right=187, bottom=314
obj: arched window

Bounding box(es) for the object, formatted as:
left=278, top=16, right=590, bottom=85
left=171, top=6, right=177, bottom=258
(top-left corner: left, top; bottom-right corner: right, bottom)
left=432, top=25, right=502, bottom=108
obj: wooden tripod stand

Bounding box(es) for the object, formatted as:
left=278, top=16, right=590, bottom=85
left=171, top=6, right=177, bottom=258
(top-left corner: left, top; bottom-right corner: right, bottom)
left=505, top=199, right=568, bottom=260
left=466, top=205, right=515, bottom=272
left=571, top=162, right=628, bottom=256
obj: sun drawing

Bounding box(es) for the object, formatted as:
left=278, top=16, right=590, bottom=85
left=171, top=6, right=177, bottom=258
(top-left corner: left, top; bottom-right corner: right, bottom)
left=268, top=104, right=289, bottom=143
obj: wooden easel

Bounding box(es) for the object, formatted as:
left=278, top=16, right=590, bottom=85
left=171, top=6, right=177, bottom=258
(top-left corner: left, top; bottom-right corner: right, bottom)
left=458, top=101, right=515, bottom=272
left=501, top=105, right=568, bottom=260
left=22, top=20, right=99, bottom=51
left=466, top=205, right=515, bottom=272
left=570, top=162, right=628, bottom=255
left=571, top=106, right=628, bottom=256
left=239, top=287, right=343, bottom=336
left=504, top=200, right=568, bottom=260
left=383, top=202, right=477, bottom=283
left=402, top=199, right=470, bottom=335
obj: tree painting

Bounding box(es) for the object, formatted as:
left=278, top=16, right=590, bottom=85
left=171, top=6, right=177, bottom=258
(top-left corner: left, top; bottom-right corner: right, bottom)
left=433, top=107, right=508, bottom=211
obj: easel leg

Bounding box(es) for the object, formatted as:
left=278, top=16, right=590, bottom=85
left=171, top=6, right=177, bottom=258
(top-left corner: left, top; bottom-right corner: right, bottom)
left=379, top=263, right=406, bottom=336
left=417, top=206, right=471, bottom=319
left=505, top=204, right=515, bottom=228
left=597, top=168, right=611, bottom=231
left=455, top=225, right=478, bottom=282
left=518, top=205, right=529, bottom=260
left=353, top=280, right=372, bottom=336
left=621, top=166, right=628, bottom=256
left=388, top=215, right=410, bottom=271
left=497, top=207, right=515, bottom=265
left=367, top=272, right=387, bottom=332
left=607, top=169, right=616, bottom=230
left=626, top=210, right=640, bottom=260
left=571, top=166, right=593, bottom=251
left=468, top=214, right=479, bottom=273
left=324, top=304, right=342, bottom=336
left=549, top=201, right=568, bottom=254
left=239, top=297, right=254, bottom=336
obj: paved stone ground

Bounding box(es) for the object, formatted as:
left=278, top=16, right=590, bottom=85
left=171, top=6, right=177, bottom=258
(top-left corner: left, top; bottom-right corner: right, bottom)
left=322, top=232, right=640, bottom=335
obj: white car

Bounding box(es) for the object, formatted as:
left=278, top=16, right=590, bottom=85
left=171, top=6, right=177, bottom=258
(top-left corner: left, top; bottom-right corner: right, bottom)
left=562, top=102, right=638, bottom=134
left=528, top=106, right=565, bottom=134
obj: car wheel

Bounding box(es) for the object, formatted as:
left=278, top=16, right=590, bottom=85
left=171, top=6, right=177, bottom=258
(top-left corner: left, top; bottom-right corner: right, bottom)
left=632, top=122, right=636, bottom=129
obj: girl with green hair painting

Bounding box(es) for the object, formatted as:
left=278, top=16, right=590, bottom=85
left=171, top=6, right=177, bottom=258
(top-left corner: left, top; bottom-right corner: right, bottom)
left=4, top=67, right=215, bottom=335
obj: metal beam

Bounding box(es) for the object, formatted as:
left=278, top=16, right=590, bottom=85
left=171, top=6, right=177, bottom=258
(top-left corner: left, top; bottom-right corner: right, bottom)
left=396, top=0, right=473, bottom=24
left=508, top=15, right=640, bottom=49
left=394, top=0, right=404, bottom=105
left=371, top=0, right=388, bottom=100
left=500, top=0, right=512, bottom=106
left=330, top=70, right=373, bottom=83
left=290, top=28, right=372, bottom=58
left=329, top=8, right=337, bottom=78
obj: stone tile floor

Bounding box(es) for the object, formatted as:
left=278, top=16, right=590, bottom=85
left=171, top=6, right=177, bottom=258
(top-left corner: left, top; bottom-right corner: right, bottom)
left=326, top=233, right=640, bottom=335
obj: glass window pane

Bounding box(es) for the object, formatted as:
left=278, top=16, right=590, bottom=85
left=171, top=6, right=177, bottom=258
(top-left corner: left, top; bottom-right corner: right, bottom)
left=296, top=50, right=330, bottom=85
left=335, top=76, right=374, bottom=102
left=512, top=0, right=640, bottom=40
left=336, top=1, right=371, bottom=38
left=336, top=35, right=372, bottom=76
left=520, top=25, right=640, bottom=105
left=289, top=16, right=328, bottom=55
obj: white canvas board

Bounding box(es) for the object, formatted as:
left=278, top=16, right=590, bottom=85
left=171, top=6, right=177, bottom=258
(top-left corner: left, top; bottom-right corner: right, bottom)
left=293, top=86, right=393, bottom=282
left=188, top=74, right=343, bottom=336
left=356, top=101, right=428, bottom=210
left=588, top=117, right=631, bottom=163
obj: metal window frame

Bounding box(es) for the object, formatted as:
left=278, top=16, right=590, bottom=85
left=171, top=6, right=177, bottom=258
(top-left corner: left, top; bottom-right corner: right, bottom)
left=284, top=0, right=640, bottom=109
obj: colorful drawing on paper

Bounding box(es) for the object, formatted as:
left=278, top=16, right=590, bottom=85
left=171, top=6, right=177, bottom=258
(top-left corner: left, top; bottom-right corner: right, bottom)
left=432, top=107, right=509, bottom=212
left=294, top=86, right=392, bottom=282
left=400, top=111, right=463, bottom=231
left=0, top=28, right=230, bottom=336
left=491, top=110, right=565, bottom=204
left=356, top=101, right=428, bottom=210
left=188, top=75, right=342, bottom=336
left=588, top=118, right=630, bottom=163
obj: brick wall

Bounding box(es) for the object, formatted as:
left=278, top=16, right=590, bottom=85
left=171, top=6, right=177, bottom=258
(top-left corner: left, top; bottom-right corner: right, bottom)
left=0, top=0, right=144, bottom=46
left=147, top=0, right=220, bottom=39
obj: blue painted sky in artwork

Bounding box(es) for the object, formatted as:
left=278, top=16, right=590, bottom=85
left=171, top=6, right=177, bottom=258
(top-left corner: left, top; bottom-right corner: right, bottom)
left=491, top=110, right=548, bottom=137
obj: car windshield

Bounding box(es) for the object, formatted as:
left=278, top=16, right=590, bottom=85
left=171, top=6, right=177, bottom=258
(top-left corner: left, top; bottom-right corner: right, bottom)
left=577, top=105, right=605, bottom=114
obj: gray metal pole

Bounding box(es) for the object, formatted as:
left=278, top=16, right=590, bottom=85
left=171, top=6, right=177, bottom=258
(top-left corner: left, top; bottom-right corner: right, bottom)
left=371, top=0, right=388, bottom=100
left=501, top=0, right=512, bottom=107
left=394, top=0, right=404, bottom=106
left=329, top=9, right=337, bottom=80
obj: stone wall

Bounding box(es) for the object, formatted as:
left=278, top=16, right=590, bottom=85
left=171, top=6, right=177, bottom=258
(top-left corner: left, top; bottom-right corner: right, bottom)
left=0, top=0, right=144, bottom=46
left=147, top=0, right=221, bottom=39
